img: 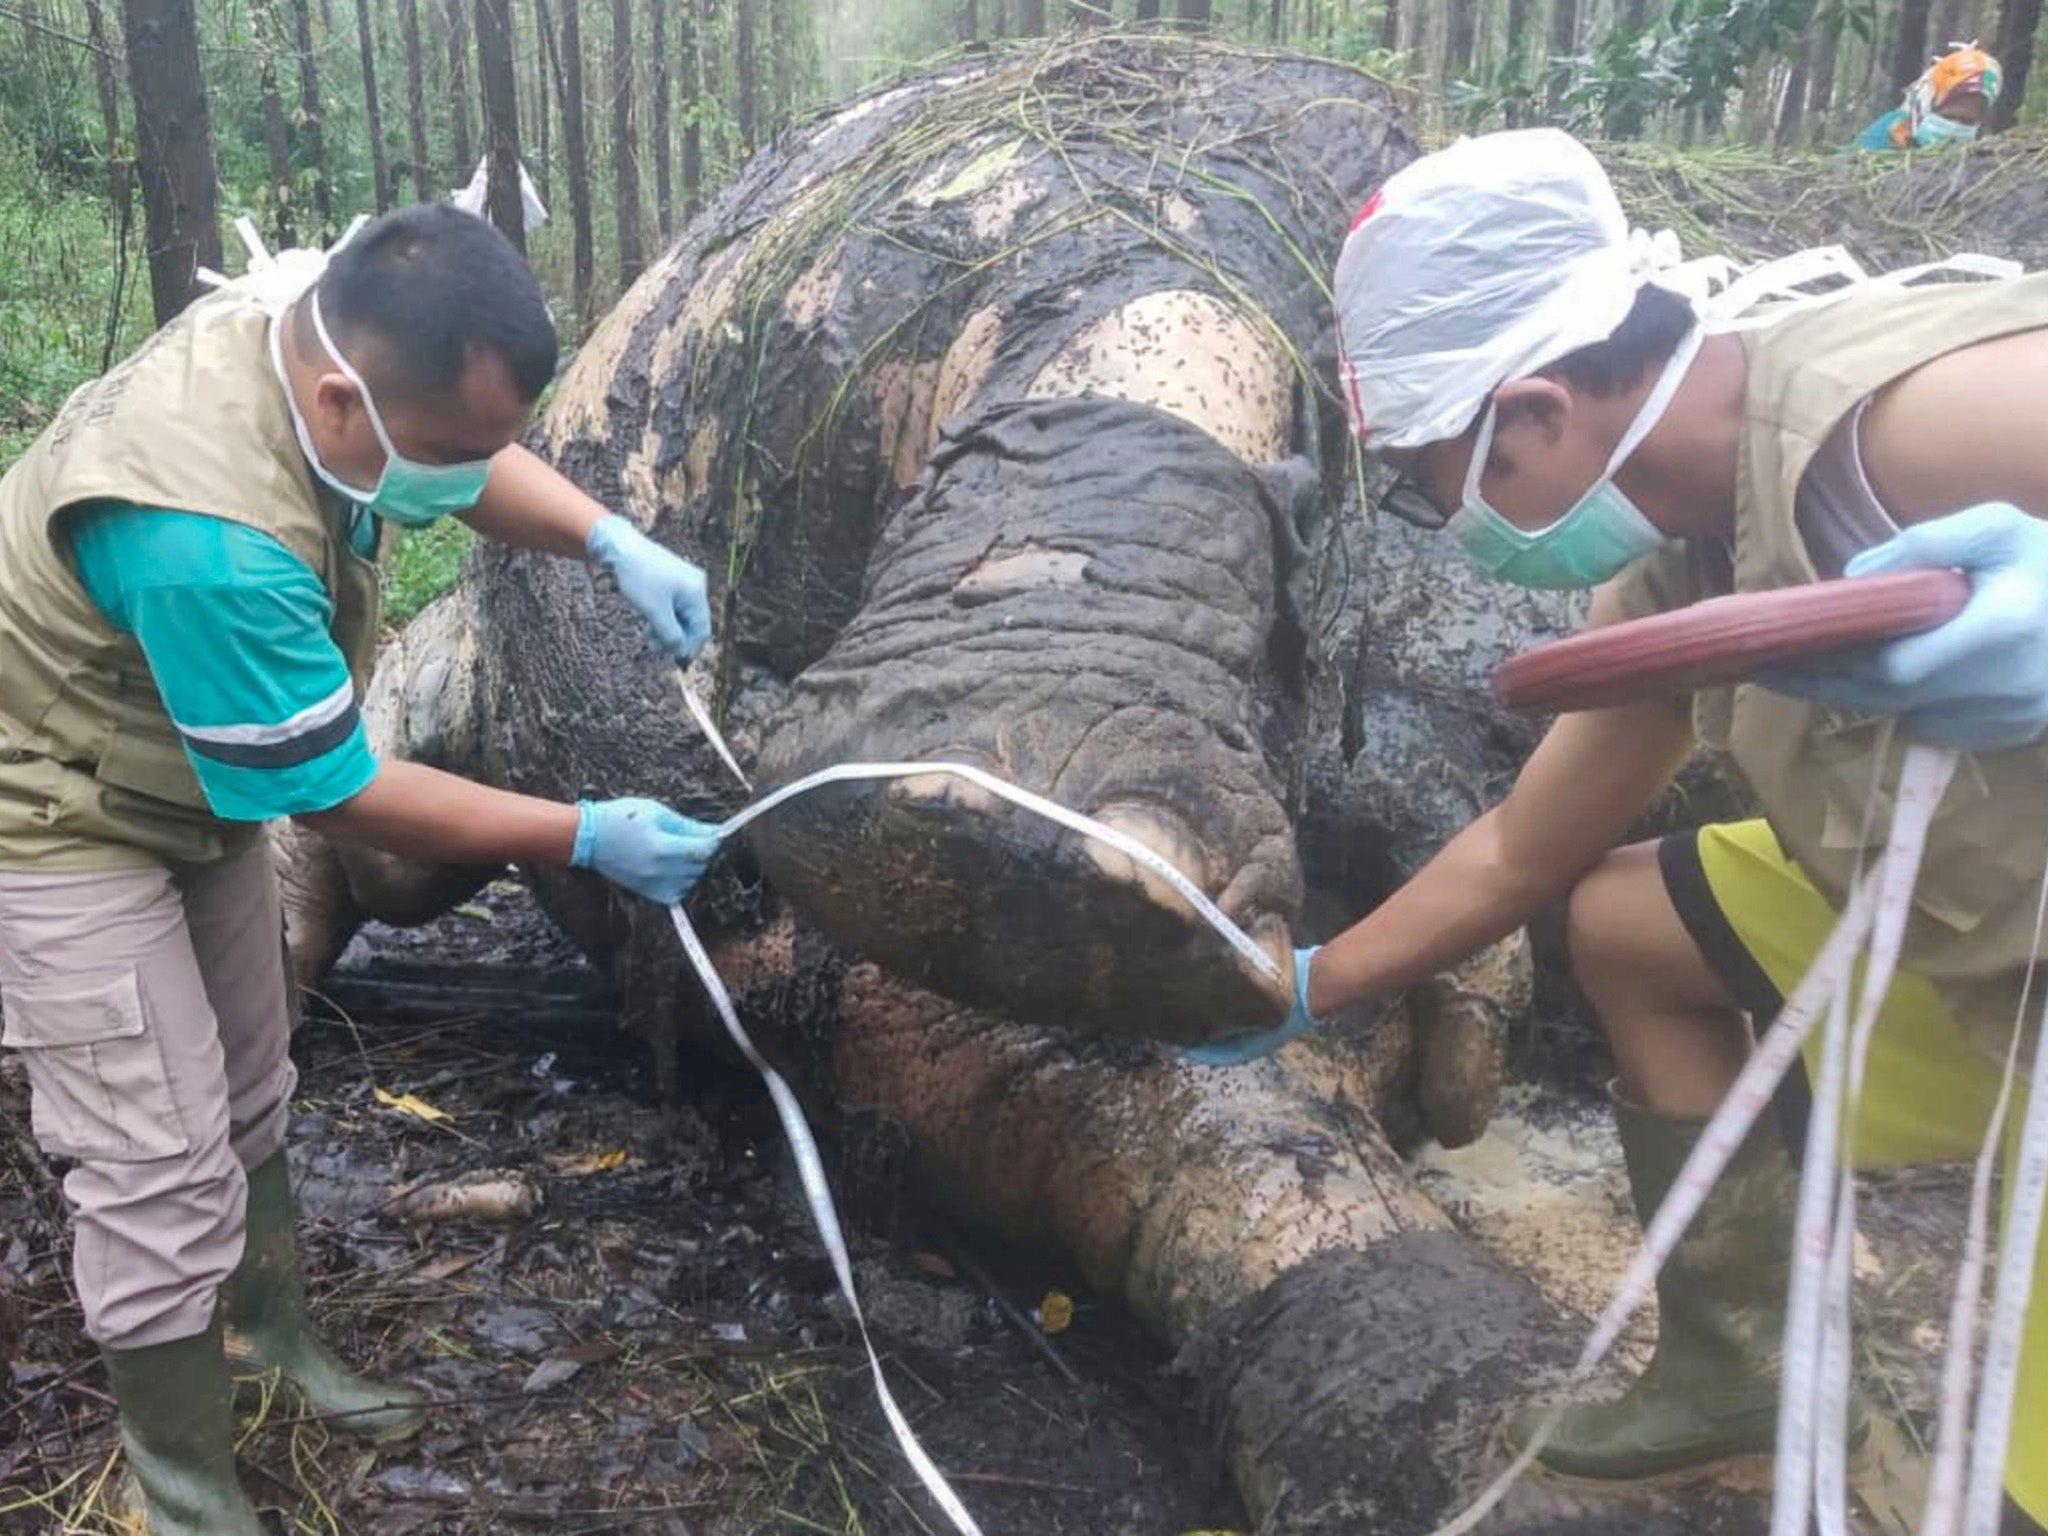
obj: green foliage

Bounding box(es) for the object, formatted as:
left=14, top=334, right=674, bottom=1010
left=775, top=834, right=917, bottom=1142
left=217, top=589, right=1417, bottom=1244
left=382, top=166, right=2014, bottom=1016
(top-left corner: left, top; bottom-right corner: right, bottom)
left=384, top=517, right=475, bottom=626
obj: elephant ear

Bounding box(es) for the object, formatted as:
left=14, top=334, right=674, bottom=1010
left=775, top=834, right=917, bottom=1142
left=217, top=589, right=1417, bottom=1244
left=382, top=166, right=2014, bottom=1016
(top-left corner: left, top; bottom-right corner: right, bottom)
left=1254, top=450, right=1332, bottom=690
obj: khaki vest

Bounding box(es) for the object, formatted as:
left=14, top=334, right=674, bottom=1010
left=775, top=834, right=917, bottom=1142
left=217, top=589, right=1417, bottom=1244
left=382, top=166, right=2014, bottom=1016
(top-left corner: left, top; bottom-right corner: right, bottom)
left=0, top=282, right=383, bottom=870
left=1628, top=275, right=2048, bottom=1055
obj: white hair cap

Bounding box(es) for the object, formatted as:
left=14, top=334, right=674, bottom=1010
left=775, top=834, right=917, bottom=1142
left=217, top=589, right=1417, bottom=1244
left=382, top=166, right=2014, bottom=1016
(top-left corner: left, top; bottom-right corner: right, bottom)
left=1334, top=129, right=1717, bottom=451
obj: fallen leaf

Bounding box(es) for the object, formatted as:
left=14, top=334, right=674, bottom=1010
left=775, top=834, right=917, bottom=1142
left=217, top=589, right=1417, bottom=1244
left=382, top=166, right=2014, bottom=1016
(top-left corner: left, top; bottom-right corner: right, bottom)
left=409, top=1249, right=489, bottom=1284
left=909, top=1250, right=957, bottom=1280
left=556, top=1338, right=622, bottom=1366
left=1036, top=1290, right=1074, bottom=1335
left=453, top=903, right=495, bottom=922
left=522, top=1357, right=584, bottom=1394
left=373, top=1087, right=453, bottom=1126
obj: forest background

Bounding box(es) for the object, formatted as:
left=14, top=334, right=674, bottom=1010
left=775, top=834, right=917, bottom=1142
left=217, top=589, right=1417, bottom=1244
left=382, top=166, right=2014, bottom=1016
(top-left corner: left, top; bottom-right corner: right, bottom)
left=2, top=0, right=2039, bottom=615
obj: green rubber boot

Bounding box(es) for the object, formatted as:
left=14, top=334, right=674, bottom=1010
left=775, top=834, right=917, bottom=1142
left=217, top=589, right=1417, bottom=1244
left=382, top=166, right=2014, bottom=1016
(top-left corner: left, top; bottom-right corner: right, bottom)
left=1507, top=1093, right=1860, bottom=1480
left=99, top=1319, right=265, bottom=1536
left=223, top=1151, right=426, bottom=1444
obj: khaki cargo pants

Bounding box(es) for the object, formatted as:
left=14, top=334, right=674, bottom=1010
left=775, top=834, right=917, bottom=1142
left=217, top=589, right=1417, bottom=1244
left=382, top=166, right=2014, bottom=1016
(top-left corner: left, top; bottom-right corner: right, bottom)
left=0, top=840, right=296, bottom=1348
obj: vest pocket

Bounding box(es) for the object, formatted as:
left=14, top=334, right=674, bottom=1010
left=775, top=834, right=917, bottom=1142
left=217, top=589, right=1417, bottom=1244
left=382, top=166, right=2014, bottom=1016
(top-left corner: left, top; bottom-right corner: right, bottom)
left=0, top=971, right=191, bottom=1162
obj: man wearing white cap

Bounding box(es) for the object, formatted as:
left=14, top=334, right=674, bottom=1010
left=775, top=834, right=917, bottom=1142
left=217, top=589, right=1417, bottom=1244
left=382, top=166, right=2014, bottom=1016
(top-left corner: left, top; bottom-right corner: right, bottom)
left=1264, top=129, right=2048, bottom=1522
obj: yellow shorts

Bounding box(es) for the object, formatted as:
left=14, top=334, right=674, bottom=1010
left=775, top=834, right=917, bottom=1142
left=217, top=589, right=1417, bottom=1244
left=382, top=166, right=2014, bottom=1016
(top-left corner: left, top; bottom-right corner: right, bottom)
left=1670, top=818, right=2045, bottom=1523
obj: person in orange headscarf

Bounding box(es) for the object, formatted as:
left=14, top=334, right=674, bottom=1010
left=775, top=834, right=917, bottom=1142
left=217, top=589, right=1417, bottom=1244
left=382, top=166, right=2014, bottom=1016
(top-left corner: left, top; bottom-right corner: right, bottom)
left=1858, top=42, right=2003, bottom=148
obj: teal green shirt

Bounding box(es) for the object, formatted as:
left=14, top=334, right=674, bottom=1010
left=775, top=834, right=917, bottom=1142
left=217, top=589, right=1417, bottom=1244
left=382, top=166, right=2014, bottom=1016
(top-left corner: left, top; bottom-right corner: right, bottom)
left=67, top=504, right=380, bottom=821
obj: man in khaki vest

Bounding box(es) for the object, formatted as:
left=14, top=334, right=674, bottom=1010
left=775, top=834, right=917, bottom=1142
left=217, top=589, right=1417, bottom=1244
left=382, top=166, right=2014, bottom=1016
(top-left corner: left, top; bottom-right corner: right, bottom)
left=0, top=206, right=730, bottom=1533
left=1243, top=131, right=2048, bottom=1525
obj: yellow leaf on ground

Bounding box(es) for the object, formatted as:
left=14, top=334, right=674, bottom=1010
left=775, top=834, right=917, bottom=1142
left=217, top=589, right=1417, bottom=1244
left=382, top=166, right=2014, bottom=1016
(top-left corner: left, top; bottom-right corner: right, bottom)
left=1037, top=1290, right=1074, bottom=1334
left=373, top=1087, right=454, bottom=1125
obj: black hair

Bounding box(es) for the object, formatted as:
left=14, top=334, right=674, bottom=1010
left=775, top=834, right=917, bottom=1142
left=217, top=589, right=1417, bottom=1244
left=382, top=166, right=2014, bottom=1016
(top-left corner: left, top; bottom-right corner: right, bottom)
left=1536, top=282, right=1695, bottom=398
left=312, top=203, right=557, bottom=403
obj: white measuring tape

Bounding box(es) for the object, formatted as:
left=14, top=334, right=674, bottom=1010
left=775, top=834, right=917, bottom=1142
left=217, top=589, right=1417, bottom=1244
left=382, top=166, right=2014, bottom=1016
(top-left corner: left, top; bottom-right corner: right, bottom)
left=664, top=697, right=1287, bottom=1531
left=1426, top=740, right=2046, bottom=1536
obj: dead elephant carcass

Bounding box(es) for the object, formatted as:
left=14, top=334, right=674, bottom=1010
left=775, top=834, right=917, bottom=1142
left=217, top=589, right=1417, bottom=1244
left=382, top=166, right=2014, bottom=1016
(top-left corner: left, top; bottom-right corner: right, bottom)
left=280, top=37, right=1743, bottom=1536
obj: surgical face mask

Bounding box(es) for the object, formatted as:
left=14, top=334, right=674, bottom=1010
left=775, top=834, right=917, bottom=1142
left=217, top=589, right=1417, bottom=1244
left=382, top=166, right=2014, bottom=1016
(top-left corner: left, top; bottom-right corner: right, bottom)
left=1447, top=325, right=1705, bottom=591
left=268, top=294, right=493, bottom=528
left=1914, top=112, right=1979, bottom=145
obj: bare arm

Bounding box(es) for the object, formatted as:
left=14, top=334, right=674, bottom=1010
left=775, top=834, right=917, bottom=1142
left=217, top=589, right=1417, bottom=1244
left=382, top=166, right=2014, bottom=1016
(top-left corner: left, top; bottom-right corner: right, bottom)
left=1861, top=328, right=2048, bottom=522
left=460, top=443, right=607, bottom=558
left=1307, top=581, right=1697, bottom=1015
left=296, top=758, right=580, bottom=868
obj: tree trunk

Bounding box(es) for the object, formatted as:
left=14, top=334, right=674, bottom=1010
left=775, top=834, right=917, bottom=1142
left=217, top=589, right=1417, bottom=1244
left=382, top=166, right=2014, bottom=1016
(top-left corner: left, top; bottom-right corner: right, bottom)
left=1776, top=33, right=1813, bottom=145
left=254, top=0, right=298, bottom=246
left=1934, top=0, right=1968, bottom=45
left=540, top=0, right=594, bottom=325
left=653, top=0, right=673, bottom=238
left=1891, top=0, right=1934, bottom=92
left=1546, top=0, right=1579, bottom=111
left=121, top=0, right=222, bottom=324
left=1992, top=0, right=2042, bottom=126
left=611, top=0, right=644, bottom=282
left=736, top=0, right=759, bottom=152
left=472, top=0, right=524, bottom=253
left=530, top=0, right=550, bottom=208
left=681, top=0, right=703, bottom=219
left=1136, top=0, right=1160, bottom=19
left=962, top=0, right=982, bottom=35
left=1379, top=0, right=1398, bottom=50
left=445, top=0, right=474, bottom=180
left=1018, top=0, right=1046, bottom=32
left=1445, top=0, right=1477, bottom=77
left=82, top=0, right=132, bottom=228
left=355, top=0, right=392, bottom=211
left=1177, top=0, right=1213, bottom=23
left=1069, top=0, right=1110, bottom=22
left=1808, top=13, right=1841, bottom=124
left=1502, top=0, right=1533, bottom=122
left=401, top=0, right=434, bottom=198
left=288, top=0, right=333, bottom=239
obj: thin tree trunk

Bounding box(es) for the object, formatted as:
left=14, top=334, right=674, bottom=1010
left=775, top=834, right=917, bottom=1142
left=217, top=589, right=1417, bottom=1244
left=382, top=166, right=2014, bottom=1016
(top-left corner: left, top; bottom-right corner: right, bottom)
left=1018, top=0, right=1046, bottom=32
left=962, top=0, right=982, bottom=34
left=472, top=0, right=524, bottom=252
left=254, top=0, right=298, bottom=245
left=1445, top=0, right=1477, bottom=77
left=288, top=0, right=333, bottom=239
left=1807, top=13, right=1840, bottom=125
left=1069, top=0, right=1109, bottom=22
left=651, top=0, right=672, bottom=237
left=445, top=0, right=474, bottom=178
left=681, top=0, right=703, bottom=219
left=1934, top=0, right=1968, bottom=44
left=401, top=0, right=433, bottom=197
left=355, top=0, right=391, bottom=211
left=1503, top=0, right=1533, bottom=122
left=1379, top=0, right=1398, bottom=49
left=1992, top=0, right=2042, bottom=126
left=736, top=0, right=758, bottom=152
left=1546, top=0, right=1579, bottom=112
left=540, top=0, right=593, bottom=323
left=611, top=0, right=643, bottom=281
left=1135, top=0, right=1160, bottom=18
left=1178, top=0, right=1213, bottom=23
left=1891, top=0, right=1934, bottom=92
left=82, top=0, right=132, bottom=223
left=530, top=0, right=550, bottom=207
left=121, top=0, right=222, bottom=324
left=992, top=0, right=1007, bottom=33
left=1776, top=33, right=1813, bottom=145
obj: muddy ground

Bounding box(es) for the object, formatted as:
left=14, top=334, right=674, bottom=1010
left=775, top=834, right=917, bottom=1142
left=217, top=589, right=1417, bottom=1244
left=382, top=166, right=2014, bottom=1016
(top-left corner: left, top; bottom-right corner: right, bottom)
left=0, top=879, right=1239, bottom=1536
left=0, top=878, right=1987, bottom=1536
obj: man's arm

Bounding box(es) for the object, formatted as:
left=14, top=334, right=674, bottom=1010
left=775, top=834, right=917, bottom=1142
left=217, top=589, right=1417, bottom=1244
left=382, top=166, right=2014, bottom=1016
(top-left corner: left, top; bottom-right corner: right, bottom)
left=1308, top=581, right=1697, bottom=1016
left=461, top=443, right=712, bottom=660
left=460, top=443, right=607, bottom=558
left=296, top=758, right=576, bottom=864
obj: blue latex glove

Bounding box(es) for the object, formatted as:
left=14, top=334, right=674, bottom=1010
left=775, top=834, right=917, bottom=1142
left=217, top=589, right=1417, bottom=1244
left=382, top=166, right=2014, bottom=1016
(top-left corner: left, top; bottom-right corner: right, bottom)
left=587, top=513, right=713, bottom=661
left=1761, top=503, right=2048, bottom=751
left=572, top=797, right=721, bottom=903
left=1176, top=946, right=1328, bottom=1067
